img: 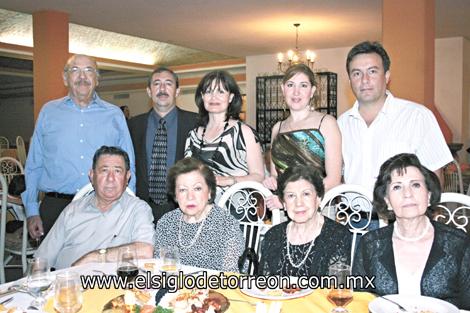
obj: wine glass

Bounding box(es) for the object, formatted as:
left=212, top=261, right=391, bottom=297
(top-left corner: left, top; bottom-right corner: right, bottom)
left=327, top=262, right=353, bottom=313
left=26, top=257, right=53, bottom=308
left=159, top=246, right=180, bottom=276
left=53, top=271, right=83, bottom=313
left=116, top=246, right=139, bottom=287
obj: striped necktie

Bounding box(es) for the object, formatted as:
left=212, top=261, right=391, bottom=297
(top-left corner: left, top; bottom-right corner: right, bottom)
left=149, top=118, right=167, bottom=204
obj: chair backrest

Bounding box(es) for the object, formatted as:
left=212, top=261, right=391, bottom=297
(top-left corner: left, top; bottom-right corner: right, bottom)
left=0, top=157, right=24, bottom=185
left=434, top=192, right=470, bottom=233
left=15, top=136, right=27, bottom=167
left=443, top=159, right=464, bottom=193
left=320, top=184, right=375, bottom=267
left=0, top=174, right=8, bottom=283
left=217, top=181, right=281, bottom=274
left=72, top=182, right=136, bottom=201
left=0, top=137, right=9, bottom=150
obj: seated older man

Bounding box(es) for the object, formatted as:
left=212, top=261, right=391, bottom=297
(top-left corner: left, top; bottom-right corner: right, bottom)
left=35, top=146, right=154, bottom=269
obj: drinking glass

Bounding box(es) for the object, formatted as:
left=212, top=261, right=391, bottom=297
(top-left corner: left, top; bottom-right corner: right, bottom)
left=159, top=246, right=180, bottom=275
left=26, top=257, right=53, bottom=308
left=116, top=246, right=139, bottom=287
left=53, top=271, right=83, bottom=313
left=327, top=262, right=353, bottom=313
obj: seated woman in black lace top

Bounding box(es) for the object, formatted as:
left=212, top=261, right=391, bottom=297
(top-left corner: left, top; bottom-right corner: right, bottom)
left=259, top=165, right=351, bottom=276
left=353, top=153, right=470, bottom=309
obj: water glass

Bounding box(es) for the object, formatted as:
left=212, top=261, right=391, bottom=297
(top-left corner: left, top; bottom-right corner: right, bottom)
left=327, top=262, right=353, bottom=313
left=116, top=246, right=139, bottom=286
left=53, top=271, right=83, bottom=313
left=159, top=246, right=180, bottom=275
left=26, top=257, right=53, bottom=308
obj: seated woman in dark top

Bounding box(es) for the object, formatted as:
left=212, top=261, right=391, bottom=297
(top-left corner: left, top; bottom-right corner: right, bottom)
left=353, top=153, right=470, bottom=310
left=259, top=165, right=351, bottom=277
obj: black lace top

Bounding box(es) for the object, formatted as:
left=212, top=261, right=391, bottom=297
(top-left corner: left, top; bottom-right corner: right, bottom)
left=353, top=221, right=470, bottom=310
left=259, top=218, right=352, bottom=276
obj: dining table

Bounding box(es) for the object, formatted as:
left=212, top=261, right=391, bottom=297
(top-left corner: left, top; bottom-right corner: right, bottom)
left=0, top=260, right=467, bottom=313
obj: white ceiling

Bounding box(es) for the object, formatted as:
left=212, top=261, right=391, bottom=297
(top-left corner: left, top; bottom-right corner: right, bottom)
left=0, top=0, right=469, bottom=64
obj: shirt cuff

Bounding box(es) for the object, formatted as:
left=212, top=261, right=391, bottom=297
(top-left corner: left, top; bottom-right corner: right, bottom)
left=25, top=202, right=40, bottom=217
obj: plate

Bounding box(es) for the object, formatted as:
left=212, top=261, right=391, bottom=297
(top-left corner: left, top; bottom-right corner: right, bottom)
left=102, top=289, right=229, bottom=313
left=102, top=289, right=156, bottom=312
left=368, top=294, right=459, bottom=313
left=239, top=285, right=313, bottom=300
left=159, top=289, right=229, bottom=313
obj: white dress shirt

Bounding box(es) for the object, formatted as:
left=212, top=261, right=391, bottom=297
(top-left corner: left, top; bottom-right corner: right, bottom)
left=338, top=91, right=452, bottom=193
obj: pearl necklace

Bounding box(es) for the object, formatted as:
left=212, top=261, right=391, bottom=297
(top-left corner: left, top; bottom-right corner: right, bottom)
left=178, top=210, right=209, bottom=249
left=286, top=218, right=321, bottom=269
left=394, top=218, right=430, bottom=242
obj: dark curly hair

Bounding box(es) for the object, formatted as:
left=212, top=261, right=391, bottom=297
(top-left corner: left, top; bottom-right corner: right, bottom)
left=277, top=165, right=325, bottom=201
left=373, top=153, right=441, bottom=220
left=194, top=70, right=242, bottom=126
left=167, top=157, right=217, bottom=204
left=346, top=41, right=391, bottom=75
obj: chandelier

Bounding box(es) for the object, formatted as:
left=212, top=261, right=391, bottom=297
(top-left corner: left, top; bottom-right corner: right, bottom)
left=277, top=23, right=316, bottom=72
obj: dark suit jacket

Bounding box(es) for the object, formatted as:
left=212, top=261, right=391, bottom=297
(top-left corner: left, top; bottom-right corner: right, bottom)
left=353, top=220, right=470, bottom=310
left=128, top=107, right=197, bottom=221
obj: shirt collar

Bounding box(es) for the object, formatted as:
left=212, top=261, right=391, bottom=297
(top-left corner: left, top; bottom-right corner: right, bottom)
left=84, top=191, right=126, bottom=214
left=347, top=90, right=394, bottom=119
left=63, top=92, right=103, bottom=109
left=150, top=106, right=177, bottom=123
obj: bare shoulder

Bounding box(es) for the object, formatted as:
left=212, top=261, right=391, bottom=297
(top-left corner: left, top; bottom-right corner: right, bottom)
left=240, top=122, right=256, bottom=137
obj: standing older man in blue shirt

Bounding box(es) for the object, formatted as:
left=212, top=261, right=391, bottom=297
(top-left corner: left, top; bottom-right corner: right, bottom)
left=22, top=54, right=135, bottom=239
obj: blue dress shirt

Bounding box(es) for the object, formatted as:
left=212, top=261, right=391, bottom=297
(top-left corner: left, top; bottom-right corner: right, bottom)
left=22, top=94, right=136, bottom=217
left=145, top=107, right=178, bottom=174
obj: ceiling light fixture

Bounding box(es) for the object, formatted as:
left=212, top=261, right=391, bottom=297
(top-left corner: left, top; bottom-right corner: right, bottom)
left=277, top=23, right=316, bottom=72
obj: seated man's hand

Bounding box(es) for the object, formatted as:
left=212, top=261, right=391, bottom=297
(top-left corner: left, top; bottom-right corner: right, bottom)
left=265, top=195, right=283, bottom=211
left=263, top=176, right=278, bottom=191
left=27, top=215, right=44, bottom=239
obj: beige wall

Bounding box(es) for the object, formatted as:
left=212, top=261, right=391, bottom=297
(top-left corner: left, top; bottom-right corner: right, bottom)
left=435, top=37, right=470, bottom=161
left=435, top=37, right=463, bottom=149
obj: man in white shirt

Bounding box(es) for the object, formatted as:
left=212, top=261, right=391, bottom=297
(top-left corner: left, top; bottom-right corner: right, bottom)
left=35, top=146, right=154, bottom=269
left=338, top=41, right=452, bottom=194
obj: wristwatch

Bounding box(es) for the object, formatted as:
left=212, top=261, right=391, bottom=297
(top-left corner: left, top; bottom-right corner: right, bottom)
left=98, top=248, right=107, bottom=263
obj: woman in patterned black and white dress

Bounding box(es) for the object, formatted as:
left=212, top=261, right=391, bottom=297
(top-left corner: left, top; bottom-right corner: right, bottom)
left=184, top=70, right=264, bottom=201
left=155, top=157, right=244, bottom=272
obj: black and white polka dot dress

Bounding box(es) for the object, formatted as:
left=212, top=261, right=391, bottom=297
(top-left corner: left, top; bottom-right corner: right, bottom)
left=155, top=205, right=244, bottom=272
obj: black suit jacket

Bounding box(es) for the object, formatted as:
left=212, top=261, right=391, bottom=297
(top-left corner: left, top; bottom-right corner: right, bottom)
left=128, top=107, right=197, bottom=221
left=353, top=221, right=470, bottom=310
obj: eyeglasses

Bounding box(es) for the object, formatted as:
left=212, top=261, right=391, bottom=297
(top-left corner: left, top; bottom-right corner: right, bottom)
left=202, top=89, right=229, bottom=98
left=66, top=66, right=97, bottom=76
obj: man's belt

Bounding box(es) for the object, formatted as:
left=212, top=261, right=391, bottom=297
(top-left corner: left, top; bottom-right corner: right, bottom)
left=45, top=192, right=75, bottom=200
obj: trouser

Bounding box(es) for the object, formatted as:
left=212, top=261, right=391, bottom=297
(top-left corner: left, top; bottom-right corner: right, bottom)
left=38, top=194, right=73, bottom=237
